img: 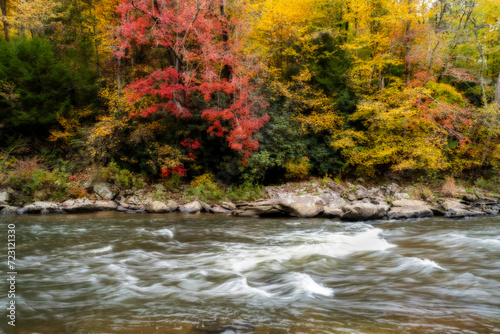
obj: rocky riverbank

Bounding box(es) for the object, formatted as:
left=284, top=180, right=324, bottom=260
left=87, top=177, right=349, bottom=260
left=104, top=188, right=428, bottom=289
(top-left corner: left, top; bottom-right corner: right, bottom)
left=0, top=180, right=498, bottom=220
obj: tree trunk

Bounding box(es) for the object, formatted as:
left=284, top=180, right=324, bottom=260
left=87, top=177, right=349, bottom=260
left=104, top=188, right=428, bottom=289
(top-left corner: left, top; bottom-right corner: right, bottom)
left=0, top=0, right=10, bottom=41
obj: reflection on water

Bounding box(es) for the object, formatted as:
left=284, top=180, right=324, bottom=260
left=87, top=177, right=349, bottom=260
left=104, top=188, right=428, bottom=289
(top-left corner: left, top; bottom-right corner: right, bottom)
left=1, top=212, right=500, bottom=333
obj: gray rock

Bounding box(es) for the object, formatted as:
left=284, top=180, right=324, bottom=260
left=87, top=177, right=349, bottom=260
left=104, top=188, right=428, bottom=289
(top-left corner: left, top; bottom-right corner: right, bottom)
left=199, top=201, right=212, bottom=212
left=93, top=182, right=118, bottom=200
left=165, top=200, right=179, bottom=212
left=146, top=201, right=170, bottom=213
left=118, top=200, right=145, bottom=211
left=62, top=198, right=96, bottom=213
left=388, top=199, right=433, bottom=219
left=322, top=198, right=347, bottom=218
left=273, top=195, right=325, bottom=218
left=347, top=194, right=356, bottom=201
left=94, top=200, right=118, bottom=211
left=1, top=206, right=19, bottom=214
left=210, top=205, right=232, bottom=214
left=394, top=192, right=410, bottom=199
left=318, top=192, right=341, bottom=205
left=439, top=199, right=486, bottom=218
left=179, top=201, right=202, bottom=214
left=233, top=199, right=281, bottom=217
left=355, top=185, right=369, bottom=199
left=0, top=189, right=12, bottom=204
left=341, top=201, right=388, bottom=221
left=462, top=194, right=478, bottom=202
left=23, top=202, right=62, bottom=214
left=221, top=201, right=236, bottom=211
left=116, top=205, right=128, bottom=212
left=326, top=181, right=345, bottom=194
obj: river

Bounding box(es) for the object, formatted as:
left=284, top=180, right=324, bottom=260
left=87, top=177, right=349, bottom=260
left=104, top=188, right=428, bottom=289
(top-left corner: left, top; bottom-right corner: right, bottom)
left=1, top=212, right=499, bottom=333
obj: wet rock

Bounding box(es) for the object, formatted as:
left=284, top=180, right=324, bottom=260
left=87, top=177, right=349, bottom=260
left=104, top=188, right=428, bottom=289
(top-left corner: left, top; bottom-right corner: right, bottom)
left=221, top=201, right=236, bottom=211
left=146, top=201, right=170, bottom=213
left=322, top=198, right=347, bottom=218
left=273, top=195, right=325, bottom=218
left=210, top=205, right=232, bottom=214
left=94, top=200, right=118, bottom=211
left=62, top=198, right=96, bottom=213
left=341, top=201, right=388, bottom=221
left=116, top=205, right=128, bottom=212
left=1, top=206, right=19, bottom=214
left=388, top=199, right=433, bottom=219
left=145, top=200, right=179, bottom=213
left=179, top=201, right=202, bottom=214
left=199, top=201, right=212, bottom=212
left=23, top=201, right=62, bottom=214
left=165, top=200, right=179, bottom=212
left=439, top=199, right=486, bottom=218
left=93, top=182, right=118, bottom=200
left=118, top=200, right=146, bottom=211
left=233, top=199, right=281, bottom=217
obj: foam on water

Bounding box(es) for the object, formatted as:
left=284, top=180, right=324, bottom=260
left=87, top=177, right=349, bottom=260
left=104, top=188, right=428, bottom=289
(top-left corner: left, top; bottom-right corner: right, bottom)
left=88, top=245, right=113, bottom=254
left=156, top=228, right=174, bottom=238
left=228, top=227, right=394, bottom=272
left=287, top=272, right=334, bottom=297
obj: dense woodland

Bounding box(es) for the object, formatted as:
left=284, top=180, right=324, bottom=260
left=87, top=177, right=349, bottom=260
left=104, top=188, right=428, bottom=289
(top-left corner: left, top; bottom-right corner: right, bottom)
left=1, top=0, right=500, bottom=200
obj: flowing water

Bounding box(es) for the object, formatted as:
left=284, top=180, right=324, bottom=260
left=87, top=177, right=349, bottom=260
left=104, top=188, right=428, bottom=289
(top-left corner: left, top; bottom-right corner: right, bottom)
left=1, top=213, right=500, bottom=333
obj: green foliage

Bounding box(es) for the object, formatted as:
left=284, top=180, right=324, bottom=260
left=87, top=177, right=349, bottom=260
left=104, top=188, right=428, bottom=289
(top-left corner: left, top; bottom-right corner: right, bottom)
left=285, top=157, right=311, bottom=180
left=0, top=37, right=97, bottom=146
left=185, top=174, right=265, bottom=203
left=226, top=182, right=265, bottom=202
left=1, top=158, right=84, bottom=203
left=96, top=161, right=146, bottom=190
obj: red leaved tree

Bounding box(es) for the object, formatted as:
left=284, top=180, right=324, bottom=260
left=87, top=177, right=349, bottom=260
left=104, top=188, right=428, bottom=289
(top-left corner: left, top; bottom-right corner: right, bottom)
left=116, top=0, right=269, bottom=164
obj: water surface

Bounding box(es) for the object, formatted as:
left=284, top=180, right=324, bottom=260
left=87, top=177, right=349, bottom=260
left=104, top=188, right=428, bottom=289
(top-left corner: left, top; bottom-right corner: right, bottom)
left=1, top=213, right=500, bottom=333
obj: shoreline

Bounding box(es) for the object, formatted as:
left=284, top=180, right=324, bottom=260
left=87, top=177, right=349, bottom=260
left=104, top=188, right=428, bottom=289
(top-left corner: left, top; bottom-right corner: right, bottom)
left=1, top=181, right=499, bottom=221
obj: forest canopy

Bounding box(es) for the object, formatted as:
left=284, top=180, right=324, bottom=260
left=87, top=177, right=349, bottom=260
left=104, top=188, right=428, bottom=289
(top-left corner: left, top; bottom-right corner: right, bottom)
left=1, top=0, right=500, bottom=185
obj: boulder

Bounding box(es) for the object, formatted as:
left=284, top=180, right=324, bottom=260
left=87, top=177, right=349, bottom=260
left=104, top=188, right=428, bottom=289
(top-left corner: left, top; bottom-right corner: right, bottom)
left=394, top=192, right=410, bottom=200
left=326, top=181, right=345, bottom=195
left=146, top=201, right=170, bottom=213
left=199, top=201, right=212, bottom=212
left=61, top=198, right=96, bottom=213
left=94, top=200, right=118, bottom=211
left=210, top=205, right=232, bottom=214
left=0, top=189, right=12, bottom=204
left=355, top=185, right=369, bottom=199
left=179, top=201, right=202, bottom=214
left=341, top=201, right=388, bottom=221
left=322, top=198, right=347, bottom=218
left=318, top=192, right=341, bottom=205
left=1, top=206, right=19, bottom=214
left=273, top=195, right=325, bottom=218
left=93, top=182, right=118, bottom=200
left=221, top=201, right=236, bottom=211
left=388, top=199, right=433, bottom=219
left=23, top=202, right=62, bottom=214
left=232, top=199, right=282, bottom=217
left=439, top=199, right=486, bottom=218
left=165, top=200, right=179, bottom=212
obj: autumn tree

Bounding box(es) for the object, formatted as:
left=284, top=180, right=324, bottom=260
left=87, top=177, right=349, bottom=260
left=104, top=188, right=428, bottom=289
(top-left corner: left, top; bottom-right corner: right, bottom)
left=116, top=0, right=269, bottom=170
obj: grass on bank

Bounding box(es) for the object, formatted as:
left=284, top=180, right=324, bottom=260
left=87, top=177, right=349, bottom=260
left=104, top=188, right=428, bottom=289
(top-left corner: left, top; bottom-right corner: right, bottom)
left=1, top=156, right=500, bottom=205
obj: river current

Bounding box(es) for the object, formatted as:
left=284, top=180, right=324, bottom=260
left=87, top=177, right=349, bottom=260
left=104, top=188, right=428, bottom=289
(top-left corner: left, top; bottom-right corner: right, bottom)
left=1, top=213, right=499, bottom=333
